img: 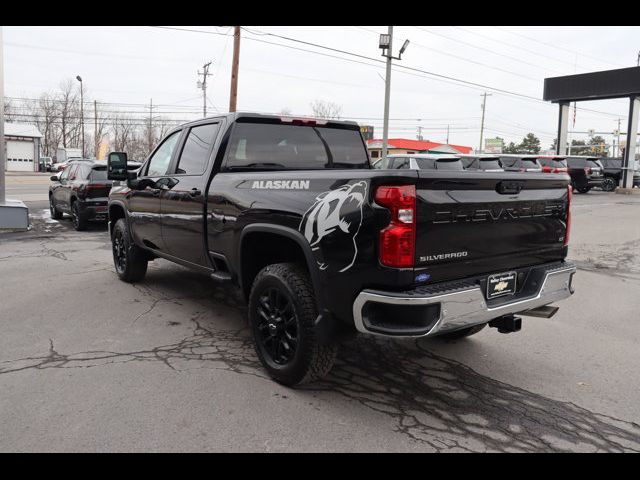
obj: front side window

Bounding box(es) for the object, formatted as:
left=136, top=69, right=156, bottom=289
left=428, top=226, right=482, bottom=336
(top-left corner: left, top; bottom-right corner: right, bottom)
left=146, top=131, right=181, bottom=177
left=392, top=157, right=409, bottom=169
left=175, top=123, right=220, bottom=175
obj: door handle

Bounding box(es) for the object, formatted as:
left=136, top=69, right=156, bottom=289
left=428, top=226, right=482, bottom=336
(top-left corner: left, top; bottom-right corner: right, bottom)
left=189, top=188, right=202, bottom=197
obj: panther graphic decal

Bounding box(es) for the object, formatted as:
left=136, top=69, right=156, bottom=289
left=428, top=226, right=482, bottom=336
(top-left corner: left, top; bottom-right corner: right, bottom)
left=299, top=181, right=367, bottom=273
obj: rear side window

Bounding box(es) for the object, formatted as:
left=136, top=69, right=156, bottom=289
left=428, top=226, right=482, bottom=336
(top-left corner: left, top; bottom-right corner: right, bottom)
left=175, top=123, right=220, bottom=175
left=225, top=123, right=368, bottom=170
left=90, top=167, right=108, bottom=181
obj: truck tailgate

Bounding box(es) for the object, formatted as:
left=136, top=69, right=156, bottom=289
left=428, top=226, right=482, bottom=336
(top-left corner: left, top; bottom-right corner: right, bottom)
left=414, top=172, right=570, bottom=282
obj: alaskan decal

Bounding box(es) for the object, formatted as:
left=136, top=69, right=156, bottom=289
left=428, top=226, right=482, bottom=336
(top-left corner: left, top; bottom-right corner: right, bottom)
left=252, top=180, right=310, bottom=190
left=299, top=181, right=367, bottom=273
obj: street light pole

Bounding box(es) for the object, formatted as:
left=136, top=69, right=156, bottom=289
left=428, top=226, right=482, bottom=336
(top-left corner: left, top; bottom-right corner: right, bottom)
left=76, top=75, right=85, bottom=158
left=379, top=27, right=409, bottom=162
left=381, top=26, right=393, bottom=162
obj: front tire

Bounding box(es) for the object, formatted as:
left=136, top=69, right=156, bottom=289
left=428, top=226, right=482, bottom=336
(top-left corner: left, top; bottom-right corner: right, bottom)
left=49, top=196, right=63, bottom=220
left=111, top=218, right=148, bottom=283
left=71, top=202, right=88, bottom=231
left=248, top=263, right=337, bottom=386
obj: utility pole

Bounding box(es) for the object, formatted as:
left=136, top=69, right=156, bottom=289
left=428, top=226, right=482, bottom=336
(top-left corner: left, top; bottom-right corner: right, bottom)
left=94, top=100, right=98, bottom=159
left=416, top=125, right=422, bottom=141
left=76, top=75, right=84, bottom=158
left=229, top=26, right=241, bottom=113
left=198, top=62, right=212, bottom=118
left=446, top=124, right=450, bottom=144
left=479, top=92, right=492, bottom=153
left=378, top=27, right=410, bottom=161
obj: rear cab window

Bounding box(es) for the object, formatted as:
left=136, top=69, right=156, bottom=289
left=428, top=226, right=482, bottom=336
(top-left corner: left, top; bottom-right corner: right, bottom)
left=435, top=158, right=463, bottom=171
left=225, top=122, right=369, bottom=170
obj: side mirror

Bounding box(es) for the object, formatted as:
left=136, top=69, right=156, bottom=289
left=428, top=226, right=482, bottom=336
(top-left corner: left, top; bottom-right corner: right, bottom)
left=50, top=175, right=59, bottom=181
left=107, top=152, right=128, bottom=181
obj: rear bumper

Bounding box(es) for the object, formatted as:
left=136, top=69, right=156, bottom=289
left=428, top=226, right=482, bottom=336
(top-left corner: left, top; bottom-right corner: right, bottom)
left=352, top=261, right=576, bottom=338
left=78, top=201, right=108, bottom=221
left=587, top=178, right=604, bottom=187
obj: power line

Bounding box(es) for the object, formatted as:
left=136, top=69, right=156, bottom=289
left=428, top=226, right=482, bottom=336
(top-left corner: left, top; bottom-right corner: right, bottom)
left=493, top=26, right=626, bottom=69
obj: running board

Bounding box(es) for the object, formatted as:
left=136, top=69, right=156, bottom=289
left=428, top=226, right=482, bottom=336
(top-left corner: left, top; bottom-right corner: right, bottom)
left=520, top=305, right=559, bottom=318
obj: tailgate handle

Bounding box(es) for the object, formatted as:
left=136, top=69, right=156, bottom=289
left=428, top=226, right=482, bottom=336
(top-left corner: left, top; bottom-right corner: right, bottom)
left=496, top=180, right=524, bottom=195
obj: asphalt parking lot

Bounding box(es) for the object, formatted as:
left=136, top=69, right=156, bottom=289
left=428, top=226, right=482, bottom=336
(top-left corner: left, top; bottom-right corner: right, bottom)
left=1, top=175, right=639, bottom=452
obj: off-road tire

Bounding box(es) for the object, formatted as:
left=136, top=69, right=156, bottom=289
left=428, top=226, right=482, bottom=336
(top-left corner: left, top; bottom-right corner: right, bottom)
left=49, top=196, right=63, bottom=220
left=111, top=218, right=148, bottom=283
left=248, top=262, right=338, bottom=386
left=71, top=201, right=88, bottom=231
left=436, top=323, right=487, bottom=340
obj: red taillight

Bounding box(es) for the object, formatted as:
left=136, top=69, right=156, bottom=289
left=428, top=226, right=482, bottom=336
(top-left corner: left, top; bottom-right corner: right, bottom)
left=542, top=166, right=552, bottom=173
left=584, top=167, right=592, bottom=175
left=375, top=185, right=416, bottom=268
left=86, top=183, right=109, bottom=190
left=564, top=185, right=572, bottom=246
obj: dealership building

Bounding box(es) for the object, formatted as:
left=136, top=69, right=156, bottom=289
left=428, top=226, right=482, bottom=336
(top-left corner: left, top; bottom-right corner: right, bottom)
left=3, top=122, right=43, bottom=172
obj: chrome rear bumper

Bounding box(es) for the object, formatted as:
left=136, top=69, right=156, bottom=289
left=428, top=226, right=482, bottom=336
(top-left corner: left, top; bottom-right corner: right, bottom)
left=352, top=263, right=576, bottom=338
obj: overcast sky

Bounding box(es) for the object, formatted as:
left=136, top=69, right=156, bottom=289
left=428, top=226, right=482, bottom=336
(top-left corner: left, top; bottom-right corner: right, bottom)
left=4, top=25, right=640, bottom=151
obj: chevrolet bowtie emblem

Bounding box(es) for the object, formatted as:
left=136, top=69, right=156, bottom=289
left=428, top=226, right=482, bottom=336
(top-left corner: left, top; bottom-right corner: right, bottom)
left=494, top=281, right=509, bottom=292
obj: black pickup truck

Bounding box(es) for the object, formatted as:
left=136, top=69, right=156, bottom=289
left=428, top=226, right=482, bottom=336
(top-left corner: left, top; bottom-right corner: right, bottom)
left=106, top=113, right=576, bottom=386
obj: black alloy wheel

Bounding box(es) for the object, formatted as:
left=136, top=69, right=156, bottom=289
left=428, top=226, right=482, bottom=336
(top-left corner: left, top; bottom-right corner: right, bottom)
left=113, top=228, right=128, bottom=275
left=255, top=287, right=299, bottom=366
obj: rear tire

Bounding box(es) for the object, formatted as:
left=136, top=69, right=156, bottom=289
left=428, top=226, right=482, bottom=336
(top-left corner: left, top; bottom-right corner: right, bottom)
left=577, top=186, right=591, bottom=194
left=601, top=177, right=617, bottom=192
left=71, top=202, right=88, bottom=231
left=248, top=263, right=337, bottom=386
left=436, top=323, right=487, bottom=340
left=111, top=218, right=148, bottom=283
left=49, top=196, right=63, bottom=220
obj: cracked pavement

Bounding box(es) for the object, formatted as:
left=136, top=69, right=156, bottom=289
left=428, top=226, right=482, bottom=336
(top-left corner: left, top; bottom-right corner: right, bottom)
left=0, top=191, right=639, bottom=452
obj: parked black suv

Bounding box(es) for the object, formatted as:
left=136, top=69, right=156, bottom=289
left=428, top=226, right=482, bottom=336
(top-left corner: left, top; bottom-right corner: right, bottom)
left=598, top=157, right=640, bottom=191
left=565, top=156, right=604, bottom=193
left=49, top=160, right=113, bottom=230
left=499, top=155, right=543, bottom=173
left=460, top=155, right=504, bottom=172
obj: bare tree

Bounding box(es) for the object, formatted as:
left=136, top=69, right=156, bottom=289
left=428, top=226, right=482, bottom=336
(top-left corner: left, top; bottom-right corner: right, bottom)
left=3, top=99, right=16, bottom=122
left=278, top=107, right=292, bottom=116
left=27, top=93, right=62, bottom=158
left=56, top=79, right=82, bottom=148
left=310, top=99, right=342, bottom=119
